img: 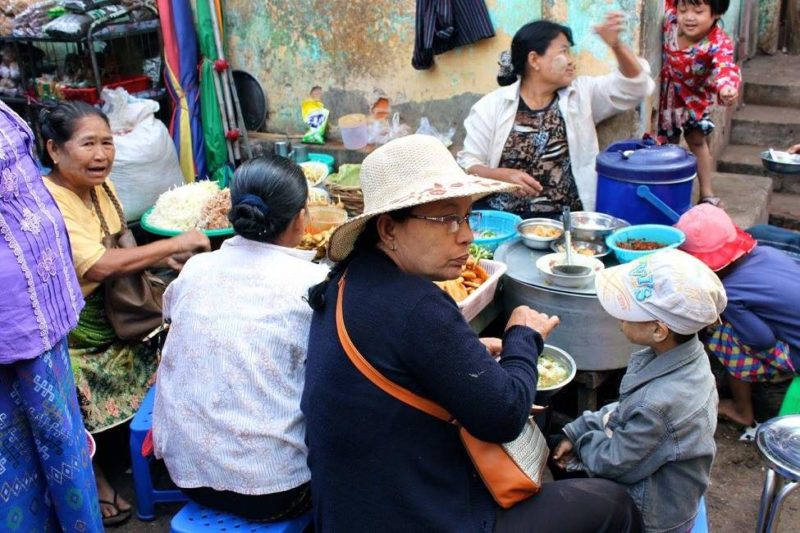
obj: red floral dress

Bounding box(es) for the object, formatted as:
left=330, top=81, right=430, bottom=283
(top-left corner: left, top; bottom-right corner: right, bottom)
left=659, top=0, right=741, bottom=140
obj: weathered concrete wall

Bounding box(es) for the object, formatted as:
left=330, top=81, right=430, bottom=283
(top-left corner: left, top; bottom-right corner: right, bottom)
left=223, top=0, right=740, bottom=151
left=224, top=0, right=660, bottom=146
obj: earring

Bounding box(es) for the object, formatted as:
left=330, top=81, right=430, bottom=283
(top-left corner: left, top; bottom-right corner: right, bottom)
left=390, top=242, right=397, bottom=251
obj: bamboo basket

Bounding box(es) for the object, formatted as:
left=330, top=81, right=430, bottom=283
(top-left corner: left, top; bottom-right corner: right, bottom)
left=325, top=183, right=364, bottom=216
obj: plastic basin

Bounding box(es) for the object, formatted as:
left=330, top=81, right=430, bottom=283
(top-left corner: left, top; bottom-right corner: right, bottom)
left=606, top=224, right=685, bottom=263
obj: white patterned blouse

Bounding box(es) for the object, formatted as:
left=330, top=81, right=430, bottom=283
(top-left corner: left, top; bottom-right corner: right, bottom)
left=153, top=235, right=328, bottom=494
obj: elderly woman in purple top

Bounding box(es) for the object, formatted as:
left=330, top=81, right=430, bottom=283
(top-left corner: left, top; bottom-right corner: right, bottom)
left=0, top=101, right=103, bottom=530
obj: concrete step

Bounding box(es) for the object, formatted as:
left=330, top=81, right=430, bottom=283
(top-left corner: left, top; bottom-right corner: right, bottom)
left=730, top=105, right=800, bottom=147
left=742, top=54, right=800, bottom=108
left=769, top=192, right=800, bottom=230
left=712, top=172, right=772, bottom=228
left=716, top=144, right=800, bottom=194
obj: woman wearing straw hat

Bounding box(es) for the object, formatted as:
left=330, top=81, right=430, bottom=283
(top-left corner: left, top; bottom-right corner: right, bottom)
left=301, top=134, right=642, bottom=531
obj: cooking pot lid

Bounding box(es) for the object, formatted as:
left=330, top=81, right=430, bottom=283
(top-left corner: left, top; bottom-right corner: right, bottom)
left=596, top=139, right=697, bottom=182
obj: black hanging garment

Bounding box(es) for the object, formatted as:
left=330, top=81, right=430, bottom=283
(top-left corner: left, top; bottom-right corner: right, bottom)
left=412, top=0, right=495, bottom=70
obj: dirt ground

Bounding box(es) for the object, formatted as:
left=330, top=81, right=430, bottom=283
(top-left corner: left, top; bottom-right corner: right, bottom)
left=110, top=376, right=798, bottom=532
left=112, top=431, right=800, bottom=532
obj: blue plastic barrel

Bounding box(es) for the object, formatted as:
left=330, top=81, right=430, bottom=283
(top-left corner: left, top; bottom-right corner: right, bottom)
left=595, top=140, right=697, bottom=226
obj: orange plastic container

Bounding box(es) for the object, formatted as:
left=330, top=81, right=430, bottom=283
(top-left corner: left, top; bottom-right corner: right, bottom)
left=306, top=205, right=347, bottom=234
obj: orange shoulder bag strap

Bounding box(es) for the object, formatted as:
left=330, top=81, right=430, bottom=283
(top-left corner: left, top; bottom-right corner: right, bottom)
left=335, top=274, right=454, bottom=424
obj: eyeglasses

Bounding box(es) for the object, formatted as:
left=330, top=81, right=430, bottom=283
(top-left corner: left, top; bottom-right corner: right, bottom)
left=408, top=212, right=482, bottom=234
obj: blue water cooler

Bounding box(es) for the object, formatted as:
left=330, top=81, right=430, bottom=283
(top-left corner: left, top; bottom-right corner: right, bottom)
left=595, top=140, right=697, bottom=225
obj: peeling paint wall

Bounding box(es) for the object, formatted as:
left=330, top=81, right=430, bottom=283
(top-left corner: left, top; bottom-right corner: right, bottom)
left=222, top=0, right=739, bottom=148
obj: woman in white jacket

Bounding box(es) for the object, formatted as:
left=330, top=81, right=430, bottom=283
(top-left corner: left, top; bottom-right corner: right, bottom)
left=457, top=13, right=655, bottom=216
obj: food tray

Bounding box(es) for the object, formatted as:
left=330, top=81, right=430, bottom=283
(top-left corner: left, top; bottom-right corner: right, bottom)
left=140, top=206, right=235, bottom=238
left=458, top=259, right=507, bottom=322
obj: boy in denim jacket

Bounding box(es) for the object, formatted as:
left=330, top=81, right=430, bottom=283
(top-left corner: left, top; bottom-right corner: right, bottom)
left=553, top=249, right=727, bottom=533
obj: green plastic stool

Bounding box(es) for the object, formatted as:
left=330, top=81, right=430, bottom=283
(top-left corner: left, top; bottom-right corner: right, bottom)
left=778, top=376, right=800, bottom=416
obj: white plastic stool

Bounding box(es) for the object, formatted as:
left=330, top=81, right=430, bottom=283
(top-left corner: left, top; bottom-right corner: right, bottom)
left=755, top=414, right=800, bottom=532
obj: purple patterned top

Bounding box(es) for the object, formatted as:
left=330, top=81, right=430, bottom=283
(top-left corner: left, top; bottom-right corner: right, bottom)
left=0, top=101, right=84, bottom=363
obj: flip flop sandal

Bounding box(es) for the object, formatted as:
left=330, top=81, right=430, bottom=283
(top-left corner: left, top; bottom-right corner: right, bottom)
left=738, top=421, right=761, bottom=443
left=100, top=489, right=132, bottom=527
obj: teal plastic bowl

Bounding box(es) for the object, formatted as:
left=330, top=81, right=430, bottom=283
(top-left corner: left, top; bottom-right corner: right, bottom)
left=471, top=210, right=522, bottom=252
left=605, top=224, right=685, bottom=263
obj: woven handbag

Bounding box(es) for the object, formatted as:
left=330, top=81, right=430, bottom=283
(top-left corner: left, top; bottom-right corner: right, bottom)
left=335, top=275, right=548, bottom=508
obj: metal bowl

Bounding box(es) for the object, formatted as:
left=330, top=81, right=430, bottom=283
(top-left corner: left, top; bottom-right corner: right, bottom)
left=570, top=211, right=630, bottom=243
left=761, top=150, right=800, bottom=175
left=535, top=344, right=577, bottom=403
left=517, top=218, right=564, bottom=250
left=535, top=252, right=604, bottom=289
left=549, top=239, right=611, bottom=259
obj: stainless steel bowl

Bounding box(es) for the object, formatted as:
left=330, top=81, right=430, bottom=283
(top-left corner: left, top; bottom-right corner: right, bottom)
left=761, top=150, right=800, bottom=175
left=517, top=218, right=564, bottom=250
left=570, top=211, right=630, bottom=243
left=550, top=239, right=611, bottom=259
left=535, top=344, right=577, bottom=402
left=535, top=252, right=603, bottom=289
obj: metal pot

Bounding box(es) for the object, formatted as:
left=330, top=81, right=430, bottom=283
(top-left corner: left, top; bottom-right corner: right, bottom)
left=503, top=276, right=634, bottom=371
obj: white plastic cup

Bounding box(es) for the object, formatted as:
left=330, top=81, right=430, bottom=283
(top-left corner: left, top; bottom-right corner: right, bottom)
left=338, top=114, right=369, bottom=150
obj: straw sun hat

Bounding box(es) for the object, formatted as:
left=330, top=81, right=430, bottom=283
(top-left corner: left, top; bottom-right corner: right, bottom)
left=326, top=134, right=517, bottom=262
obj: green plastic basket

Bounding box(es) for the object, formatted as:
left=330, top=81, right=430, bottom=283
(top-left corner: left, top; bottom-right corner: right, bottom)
left=140, top=206, right=235, bottom=238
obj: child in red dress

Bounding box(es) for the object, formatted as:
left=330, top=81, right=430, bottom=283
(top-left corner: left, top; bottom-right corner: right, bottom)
left=659, top=0, right=741, bottom=206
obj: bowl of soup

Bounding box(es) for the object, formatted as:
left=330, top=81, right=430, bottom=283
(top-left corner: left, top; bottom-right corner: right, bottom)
left=517, top=219, right=564, bottom=250
left=535, top=344, right=577, bottom=402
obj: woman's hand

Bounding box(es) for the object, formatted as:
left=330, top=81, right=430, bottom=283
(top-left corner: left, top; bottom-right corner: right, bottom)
left=173, top=229, right=211, bottom=254
left=480, top=337, right=503, bottom=358
left=164, top=251, right=193, bottom=272
left=594, top=12, right=626, bottom=49
left=496, top=168, right=543, bottom=196
left=506, top=306, right=560, bottom=339
left=788, top=144, right=800, bottom=154
left=719, top=86, right=738, bottom=106
left=552, top=437, right=575, bottom=468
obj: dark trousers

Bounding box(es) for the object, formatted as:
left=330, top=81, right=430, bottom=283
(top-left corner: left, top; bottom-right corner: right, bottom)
left=494, top=477, right=643, bottom=533
left=183, top=482, right=311, bottom=522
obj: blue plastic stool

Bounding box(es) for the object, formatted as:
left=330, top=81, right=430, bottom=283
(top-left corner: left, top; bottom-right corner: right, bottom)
left=170, top=502, right=312, bottom=533
left=129, top=385, right=188, bottom=520
left=689, top=495, right=709, bottom=532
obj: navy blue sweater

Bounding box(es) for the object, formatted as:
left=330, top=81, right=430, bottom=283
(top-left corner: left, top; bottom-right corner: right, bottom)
left=301, top=250, right=542, bottom=532
left=722, top=246, right=800, bottom=370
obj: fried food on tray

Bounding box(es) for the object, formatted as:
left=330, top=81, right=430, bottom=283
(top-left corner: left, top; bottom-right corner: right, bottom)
left=434, top=256, right=491, bottom=302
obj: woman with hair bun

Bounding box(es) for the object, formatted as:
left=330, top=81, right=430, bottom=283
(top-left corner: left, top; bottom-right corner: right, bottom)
left=153, top=155, right=328, bottom=521
left=457, top=14, right=655, bottom=217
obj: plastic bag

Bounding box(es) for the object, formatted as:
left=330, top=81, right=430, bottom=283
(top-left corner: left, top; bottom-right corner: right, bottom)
left=101, top=87, right=184, bottom=221
left=301, top=97, right=329, bottom=145
left=416, top=117, right=456, bottom=147
left=63, top=0, right=112, bottom=13
left=367, top=112, right=410, bottom=145
left=43, top=13, right=91, bottom=38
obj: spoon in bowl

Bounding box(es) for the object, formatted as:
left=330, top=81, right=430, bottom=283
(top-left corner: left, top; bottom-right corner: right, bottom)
left=552, top=206, right=592, bottom=277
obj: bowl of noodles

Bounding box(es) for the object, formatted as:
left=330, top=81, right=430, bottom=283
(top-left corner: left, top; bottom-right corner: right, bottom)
left=535, top=344, right=576, bottom=402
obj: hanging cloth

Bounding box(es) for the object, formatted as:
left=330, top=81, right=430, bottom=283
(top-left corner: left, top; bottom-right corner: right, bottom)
left=412, top=0, right=495, bottom=70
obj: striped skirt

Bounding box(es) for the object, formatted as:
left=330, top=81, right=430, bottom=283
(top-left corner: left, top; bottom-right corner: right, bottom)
left=0, top=338, right=103, bottom=532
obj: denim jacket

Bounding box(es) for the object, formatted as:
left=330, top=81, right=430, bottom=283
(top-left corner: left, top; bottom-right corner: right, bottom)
left=563, top=337, right=718, bottom=533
